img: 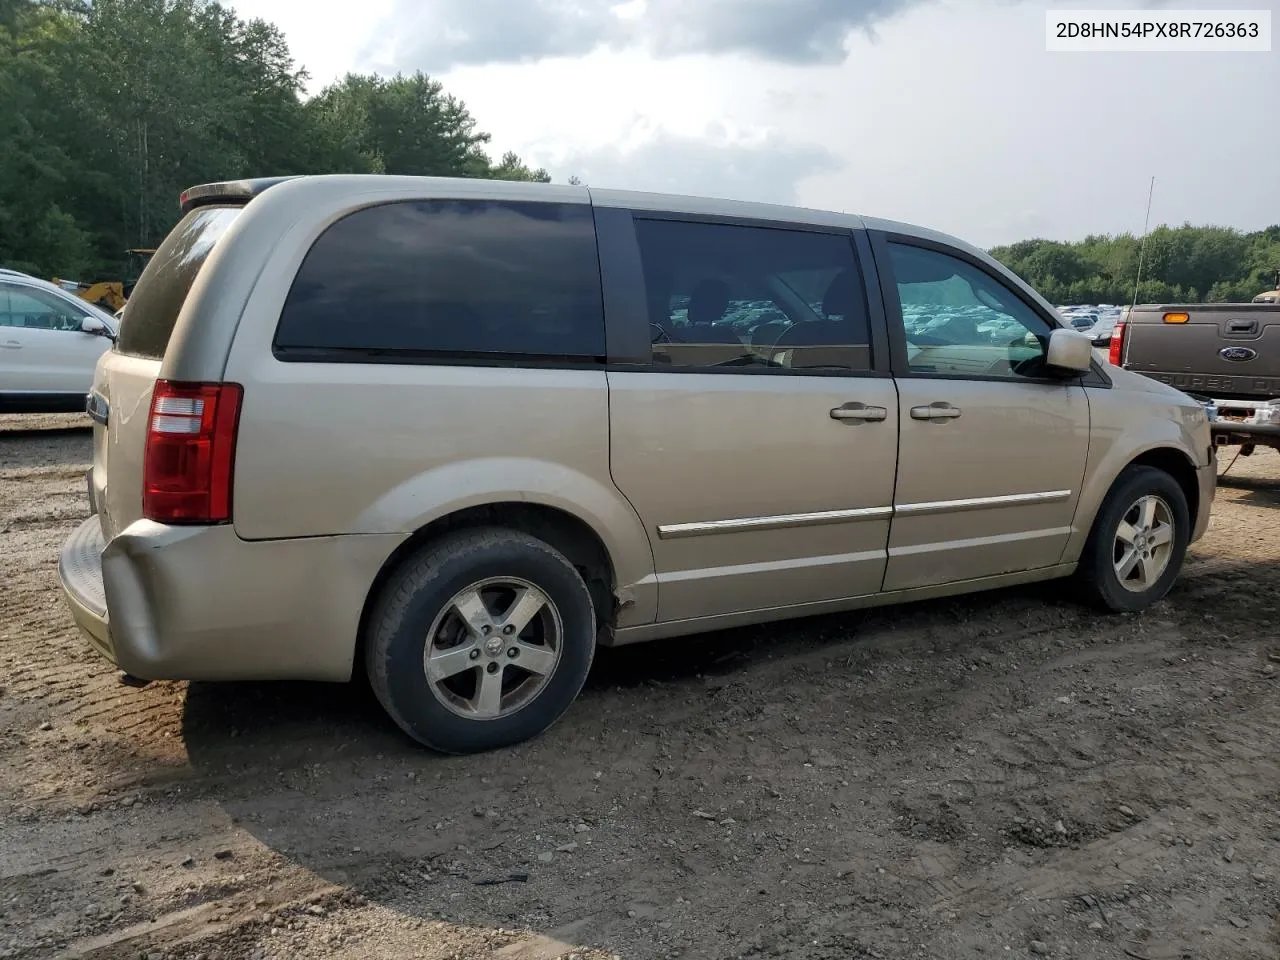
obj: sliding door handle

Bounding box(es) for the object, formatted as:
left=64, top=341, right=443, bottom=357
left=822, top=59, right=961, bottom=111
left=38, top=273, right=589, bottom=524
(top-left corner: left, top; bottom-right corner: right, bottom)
left=831, top=402, right=888, bottom=423
left=910, top=402, right=962, bottom=421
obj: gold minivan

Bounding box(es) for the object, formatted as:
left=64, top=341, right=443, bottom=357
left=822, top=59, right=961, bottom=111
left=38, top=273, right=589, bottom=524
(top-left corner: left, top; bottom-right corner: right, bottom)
left=59, top=176, right=1215, bottom=753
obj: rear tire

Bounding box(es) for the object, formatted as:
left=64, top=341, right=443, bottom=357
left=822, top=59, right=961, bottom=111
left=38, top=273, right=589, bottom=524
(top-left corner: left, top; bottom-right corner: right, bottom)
left=365, top=528, right=596, bottom=754
left=1076, top=465, right=1189, bottom=613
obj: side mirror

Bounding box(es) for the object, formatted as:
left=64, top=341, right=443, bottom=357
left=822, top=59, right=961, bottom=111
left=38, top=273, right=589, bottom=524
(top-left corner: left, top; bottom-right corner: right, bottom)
left=1045, top=328, right=1094, bottom=373
left=81, top=315, right=114, bottom=340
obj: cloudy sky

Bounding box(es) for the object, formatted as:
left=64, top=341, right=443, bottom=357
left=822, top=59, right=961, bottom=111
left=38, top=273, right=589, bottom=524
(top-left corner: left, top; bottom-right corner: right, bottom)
left=230, top=0, right=1279, bottom=248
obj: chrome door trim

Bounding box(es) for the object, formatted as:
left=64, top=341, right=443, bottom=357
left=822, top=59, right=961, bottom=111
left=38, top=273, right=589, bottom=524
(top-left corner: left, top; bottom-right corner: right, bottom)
left=643, top=547, right=887, bottom=585
left=657, top=505, right=893, bottom=540
left=888, top=525, right=1074, bottom=558
left=896, top=489, right=1072, bottom=517
left=658, top=492, right=1072, bottom=540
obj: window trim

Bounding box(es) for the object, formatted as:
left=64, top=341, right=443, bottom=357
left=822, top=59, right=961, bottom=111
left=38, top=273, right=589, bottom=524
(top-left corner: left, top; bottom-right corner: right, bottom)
left=624, top=208, right=866, bottom=236
left=272, top=346, right=606, bottom=370
left=270, top=198, right=608, bottom=368
left=869, top=230, right=1111, bottom=388
left=600, top=209, right=891, bottom=378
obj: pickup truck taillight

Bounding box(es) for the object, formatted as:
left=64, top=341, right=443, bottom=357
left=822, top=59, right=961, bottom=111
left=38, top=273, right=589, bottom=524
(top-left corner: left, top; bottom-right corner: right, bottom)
left=142, top=381, right=243, bottom=524
left=1108, top=322, right=1127, bottom=365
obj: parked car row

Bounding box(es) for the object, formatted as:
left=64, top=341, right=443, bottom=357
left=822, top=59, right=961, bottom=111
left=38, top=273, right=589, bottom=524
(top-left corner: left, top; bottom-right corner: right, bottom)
left=0, top=268, right=117, bottom=413
left=1057, top=303, right=1125, bottom=348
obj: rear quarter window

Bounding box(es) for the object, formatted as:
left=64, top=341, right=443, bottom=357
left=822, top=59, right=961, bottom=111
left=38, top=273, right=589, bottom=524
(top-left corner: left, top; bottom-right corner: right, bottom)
left=274, top=199, right=605, bottom=362
left=116, top=206, right=241, bottom=359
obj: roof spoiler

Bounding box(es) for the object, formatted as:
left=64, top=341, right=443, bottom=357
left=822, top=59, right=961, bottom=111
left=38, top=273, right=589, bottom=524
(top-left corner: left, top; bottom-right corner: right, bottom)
left=179, top=176, right=300, bottom=214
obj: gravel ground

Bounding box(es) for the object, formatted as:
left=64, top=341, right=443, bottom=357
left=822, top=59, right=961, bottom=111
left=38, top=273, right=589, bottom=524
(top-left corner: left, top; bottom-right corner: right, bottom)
left=1, top=414, right=1278, bottom=960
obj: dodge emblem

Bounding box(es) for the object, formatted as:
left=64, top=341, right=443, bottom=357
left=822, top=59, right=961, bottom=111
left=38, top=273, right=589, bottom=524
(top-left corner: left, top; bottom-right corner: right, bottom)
left=1219, top=346, right=1258, bottom=362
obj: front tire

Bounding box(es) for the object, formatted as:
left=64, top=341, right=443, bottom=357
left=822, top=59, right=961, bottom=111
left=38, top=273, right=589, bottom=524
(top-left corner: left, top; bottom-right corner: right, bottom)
left=1077, top=465, right=1190, bottom=613
left=365, top=528, right=596, bottom=754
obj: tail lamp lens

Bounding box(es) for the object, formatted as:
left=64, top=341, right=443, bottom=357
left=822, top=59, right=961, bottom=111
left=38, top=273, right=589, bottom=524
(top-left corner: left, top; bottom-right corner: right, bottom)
left=1108, top=322, right=1126, bottom=365
left=142, top=381, right=242, bottom=524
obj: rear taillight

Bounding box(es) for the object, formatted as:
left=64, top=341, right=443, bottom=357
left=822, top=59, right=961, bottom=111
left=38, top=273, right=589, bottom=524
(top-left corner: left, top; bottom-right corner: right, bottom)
left=1108, top=322, right=1127, bottom=366
left=142, top=381, right=243, bottom=524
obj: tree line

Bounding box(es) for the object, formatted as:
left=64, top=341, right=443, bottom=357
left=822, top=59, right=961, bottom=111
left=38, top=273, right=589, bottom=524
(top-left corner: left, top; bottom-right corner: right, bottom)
left=1, top=0, right=549, bottom=282
left=990, top=223, right=1280, bottom=305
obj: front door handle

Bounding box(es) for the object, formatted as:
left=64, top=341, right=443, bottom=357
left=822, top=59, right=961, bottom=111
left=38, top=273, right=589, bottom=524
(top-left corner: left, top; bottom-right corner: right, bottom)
left=910, top=402, right=962, bottom=422
left=1, top=340, right=21, bottom=349
left=830, top=402, right=888, bottom=423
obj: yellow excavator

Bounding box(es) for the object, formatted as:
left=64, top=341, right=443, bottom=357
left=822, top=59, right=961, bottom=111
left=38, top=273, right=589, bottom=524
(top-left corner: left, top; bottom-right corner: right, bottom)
left=51, top=248, right=155, bottom=313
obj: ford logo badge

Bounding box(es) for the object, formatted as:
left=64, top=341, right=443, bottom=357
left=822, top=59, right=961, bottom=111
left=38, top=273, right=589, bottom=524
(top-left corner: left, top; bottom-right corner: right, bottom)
left=1219, top=346, right=1258, bottom=362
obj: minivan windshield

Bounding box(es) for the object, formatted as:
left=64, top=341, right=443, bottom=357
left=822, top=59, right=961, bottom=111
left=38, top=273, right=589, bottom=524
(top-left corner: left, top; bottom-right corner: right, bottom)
left=116, top=205, right=241, bottom=359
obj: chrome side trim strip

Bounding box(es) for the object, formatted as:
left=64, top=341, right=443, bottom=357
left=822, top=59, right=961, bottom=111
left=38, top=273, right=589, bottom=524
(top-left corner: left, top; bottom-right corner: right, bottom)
left=888, top=526, right=1074, bottom=558
left=652, top=548, right=886, bottom=584
left=895, top=489, right=1072, bottom=517
left=658, top=491, right=1071, bottom=540
left=656, top=506, right=893, bottom=540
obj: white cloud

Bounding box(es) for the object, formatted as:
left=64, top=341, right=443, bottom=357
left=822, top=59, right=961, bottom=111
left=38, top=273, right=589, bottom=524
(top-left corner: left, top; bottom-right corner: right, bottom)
left=228, top=0, right=1280, bottom=247
left=555, top=126, right=841, bottom=205
left=227, top=0, right=395, bottom=90
left=361, top=0, right=925, bottom=73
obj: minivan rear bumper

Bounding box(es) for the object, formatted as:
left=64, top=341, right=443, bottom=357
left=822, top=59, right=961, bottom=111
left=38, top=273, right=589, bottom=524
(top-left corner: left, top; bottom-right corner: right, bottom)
left=59, top=515, right=115, bottom=662
left=57, top=515, right=400, bottom=682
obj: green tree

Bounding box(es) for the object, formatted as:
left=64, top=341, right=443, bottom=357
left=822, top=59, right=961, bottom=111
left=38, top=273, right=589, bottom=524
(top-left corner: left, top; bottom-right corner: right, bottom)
left=991, top=224, right=1280, bottom=305
left=307, top=72, right=548, bottom=181
left=488, top=150, right=550, bottom=183
left=0, top=0, right=95, bottom=275
left=0, top=1, right=554, bottom=280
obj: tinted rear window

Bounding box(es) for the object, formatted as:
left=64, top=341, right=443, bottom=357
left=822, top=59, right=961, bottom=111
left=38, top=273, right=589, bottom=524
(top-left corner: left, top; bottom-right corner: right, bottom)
left=116, top=206, right=241, bottom=359
left=633, top=218, right=872, bottom=372
left=274, top=200, right=604, bottom=361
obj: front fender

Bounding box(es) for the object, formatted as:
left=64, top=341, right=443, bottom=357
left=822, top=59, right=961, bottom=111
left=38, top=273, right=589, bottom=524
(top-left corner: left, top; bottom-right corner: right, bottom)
left=1064, top=385, right=1210, bottom=562
left=355, top=456, right=657, bottom=626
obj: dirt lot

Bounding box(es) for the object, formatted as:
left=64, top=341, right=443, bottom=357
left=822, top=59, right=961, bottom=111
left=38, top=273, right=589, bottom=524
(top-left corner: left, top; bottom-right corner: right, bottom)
left=1, top=414, right=1278, bottom=960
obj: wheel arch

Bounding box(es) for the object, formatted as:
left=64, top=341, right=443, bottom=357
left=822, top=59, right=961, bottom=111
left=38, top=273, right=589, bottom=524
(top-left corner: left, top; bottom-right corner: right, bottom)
left=1070, top=445, right=1198, bottom=612
left=1064, top=440, right=1201, bottom=565
left=355, top=501, right=634, bottom=675
left=1126, top=446, right=1200, bottom=525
